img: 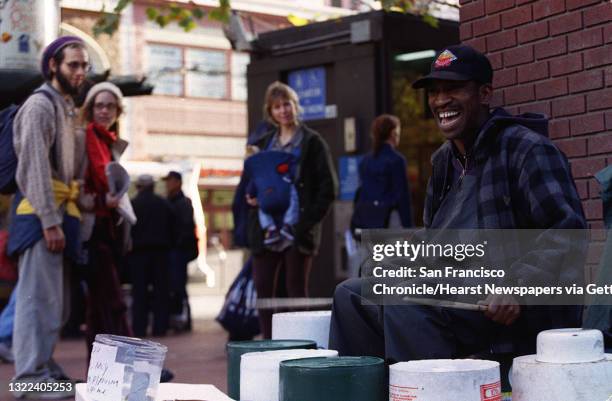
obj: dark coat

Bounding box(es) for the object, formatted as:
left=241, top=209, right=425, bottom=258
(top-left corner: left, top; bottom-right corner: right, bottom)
left=353, top=143, right=413, bottom=229
left=131, top=188, right=176, bottom=251
left=247, top=125, right=338, bottom=255
left=168, top=190, right=197, bottom=252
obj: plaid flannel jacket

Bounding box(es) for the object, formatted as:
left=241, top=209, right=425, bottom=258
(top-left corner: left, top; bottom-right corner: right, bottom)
left=423, top=108, right=587, bottom=350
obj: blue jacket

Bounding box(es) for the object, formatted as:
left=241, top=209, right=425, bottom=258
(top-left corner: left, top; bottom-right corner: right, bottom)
left=243, top=150, right=297, bottom=215
left=425, top=107, right=587, bottom=354
left=355, top=143, right=413, bottom=228
left=232, top=121, right=275, bottom=248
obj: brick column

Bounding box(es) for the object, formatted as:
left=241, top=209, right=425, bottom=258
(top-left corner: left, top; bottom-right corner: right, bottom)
left=459, top=0, right=612, bottom=280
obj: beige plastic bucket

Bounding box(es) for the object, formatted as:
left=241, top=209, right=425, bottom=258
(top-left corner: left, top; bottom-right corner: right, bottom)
left=389, top=359, right=501, bottom=401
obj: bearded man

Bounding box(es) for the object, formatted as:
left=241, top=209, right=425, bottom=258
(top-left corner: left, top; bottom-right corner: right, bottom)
left=10, top=36, right=89, bottom=399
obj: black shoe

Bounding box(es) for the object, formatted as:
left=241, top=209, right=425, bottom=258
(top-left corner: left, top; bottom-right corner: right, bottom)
left=160, top=368, right=174, bottom=383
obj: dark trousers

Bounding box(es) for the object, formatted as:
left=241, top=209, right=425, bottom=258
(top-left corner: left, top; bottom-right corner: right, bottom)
left=129, top=249, right=170, bottom=337
left=328, top=278, right=501, bottom=363
left=169, top=250, right=192, bottom=324
left=252, top=247, right=312, bottom=338
left=85, top=221, right=132, bottom=359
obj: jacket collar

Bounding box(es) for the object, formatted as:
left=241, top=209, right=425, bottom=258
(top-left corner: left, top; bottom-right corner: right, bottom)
left=259, top=124, right=313, bottom=148
left=168, top=190, right=185, bottom=202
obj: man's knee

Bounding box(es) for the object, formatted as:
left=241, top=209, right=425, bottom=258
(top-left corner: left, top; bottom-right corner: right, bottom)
left=334, top=278, right=362, bottom=300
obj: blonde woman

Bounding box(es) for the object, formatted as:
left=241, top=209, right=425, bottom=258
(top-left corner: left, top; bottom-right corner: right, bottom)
left=244, top=81, right=337, bottom=338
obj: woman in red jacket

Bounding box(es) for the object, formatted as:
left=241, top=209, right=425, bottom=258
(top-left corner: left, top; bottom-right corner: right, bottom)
left=79, top=82, right=132, bottom=358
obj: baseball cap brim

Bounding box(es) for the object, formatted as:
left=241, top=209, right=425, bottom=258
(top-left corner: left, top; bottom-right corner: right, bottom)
left=411, top=71, right=474, bottom=89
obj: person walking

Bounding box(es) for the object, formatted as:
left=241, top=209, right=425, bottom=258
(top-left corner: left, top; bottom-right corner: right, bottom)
left=245, top=81, right=337, bottom=338
left=351, top=114, right=413, bottom=232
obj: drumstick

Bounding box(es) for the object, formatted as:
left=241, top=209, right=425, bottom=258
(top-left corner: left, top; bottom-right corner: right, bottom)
left=403, top=296, right=489, bottom=312
left=256, top=297, right=333, bottom=309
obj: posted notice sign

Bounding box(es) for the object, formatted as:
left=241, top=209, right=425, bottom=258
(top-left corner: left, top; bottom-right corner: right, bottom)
left=288, top=67, right=326, bottom=121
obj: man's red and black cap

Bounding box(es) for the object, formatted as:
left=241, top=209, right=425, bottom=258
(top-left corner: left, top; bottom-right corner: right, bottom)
left=412, top=44, right=493, bottom=89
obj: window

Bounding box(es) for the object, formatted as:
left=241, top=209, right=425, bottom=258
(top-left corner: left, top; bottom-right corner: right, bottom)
left=231, top=52, right=250, bottom=101
left=211, top=190, right=234, bottom=207
left=147, top=44, right=184, bottom=96
left=186, top=49, right=228, bottom=99
left=146, top=44, right=248, bottom=100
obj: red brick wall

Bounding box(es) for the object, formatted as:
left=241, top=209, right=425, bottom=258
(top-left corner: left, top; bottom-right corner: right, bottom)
left=459, top=0, right=612, bottom=232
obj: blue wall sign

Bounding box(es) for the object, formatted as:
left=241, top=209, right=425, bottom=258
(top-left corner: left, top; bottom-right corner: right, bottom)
left=288, top=67, right=326, bottom=121
left=339, top=155, right=363, bottom=201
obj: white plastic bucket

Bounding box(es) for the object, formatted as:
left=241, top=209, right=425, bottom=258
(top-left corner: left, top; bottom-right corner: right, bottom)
left=536, top=328, right=605, bottom=363
left=240, top=348, right=337, bottom=401
left=512, top=328, right=612, bottom=401
left=272, top=311, right=332, bottom=349
left=389, top=359, right=501, bottom=401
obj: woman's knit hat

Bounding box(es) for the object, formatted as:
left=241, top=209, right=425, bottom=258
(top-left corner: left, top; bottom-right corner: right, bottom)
left=83, top=82, right=124, bottom=110
left=41, top=36, right=85, bottom=80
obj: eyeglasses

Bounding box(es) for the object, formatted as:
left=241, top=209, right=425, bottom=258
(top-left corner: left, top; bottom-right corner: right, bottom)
left=94, top=102, right=118, bottom=112
left=65, top=61, right=92, bottom=72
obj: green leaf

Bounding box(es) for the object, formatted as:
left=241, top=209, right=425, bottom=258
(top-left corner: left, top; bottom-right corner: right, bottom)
left=422, top=13, right=439, bottom=28
left=156, top=15, right=169, bottom=27
left=179, top=17, right=197, bottom=31
left=169, top=5, right=181, bottom=15
left=179, top=9, right=192, bottom=19
left=145, top=7, right=158, bottom=20
left=114, top=0, right=132, bottom=13
left=380, top=0, right=396, bottom=9
left=93, top=13, right=117, bottom=37
left=192, top=8, right=205, bottom=19
left=209, top=8, right=230, bottom=24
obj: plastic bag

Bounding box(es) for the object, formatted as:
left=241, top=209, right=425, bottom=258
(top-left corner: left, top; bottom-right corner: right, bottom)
left=216, top=257, right=260, bottom=338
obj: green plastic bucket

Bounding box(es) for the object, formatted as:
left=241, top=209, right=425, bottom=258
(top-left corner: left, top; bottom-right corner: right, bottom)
left=279, top=356, right=386, bottom=401
left=226, top=339, right=317, bottom=399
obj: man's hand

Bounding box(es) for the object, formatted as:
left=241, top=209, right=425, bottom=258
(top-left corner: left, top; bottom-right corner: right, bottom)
left=245, top=194, right=258, bottom=207
left=478, top=294, right=520, bottom=326
left=106, top=193, right=120, bottom=208
left=43, top=225, right=65, bottom=253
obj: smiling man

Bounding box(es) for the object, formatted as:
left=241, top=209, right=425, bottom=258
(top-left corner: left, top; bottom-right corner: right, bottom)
left=329, top=45, right=586, bottom=367
left=9, top=36, right=89, bottom=399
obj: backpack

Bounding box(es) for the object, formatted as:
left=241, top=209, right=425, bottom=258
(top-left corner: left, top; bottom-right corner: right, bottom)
left=0, top=89, right=56, bottom=194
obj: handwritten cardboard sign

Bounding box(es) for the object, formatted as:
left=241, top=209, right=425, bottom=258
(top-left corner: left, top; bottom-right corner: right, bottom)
left=86, top=342, right=125, bottom=401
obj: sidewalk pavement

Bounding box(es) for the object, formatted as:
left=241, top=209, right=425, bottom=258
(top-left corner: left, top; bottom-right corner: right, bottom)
left=0, top=292, right=230, bottom=401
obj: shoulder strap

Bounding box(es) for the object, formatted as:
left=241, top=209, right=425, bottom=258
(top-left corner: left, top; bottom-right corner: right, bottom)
left=32, top=89, right=59, bottom=170
left=32, top=89, right=57, bottom=114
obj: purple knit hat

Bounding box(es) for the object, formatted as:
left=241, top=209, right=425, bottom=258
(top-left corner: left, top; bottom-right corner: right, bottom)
left=41, top=36, right=85, bottom=80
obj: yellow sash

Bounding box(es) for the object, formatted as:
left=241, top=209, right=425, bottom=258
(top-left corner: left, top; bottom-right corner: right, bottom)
left=16, top=180, right=81, bottom=219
